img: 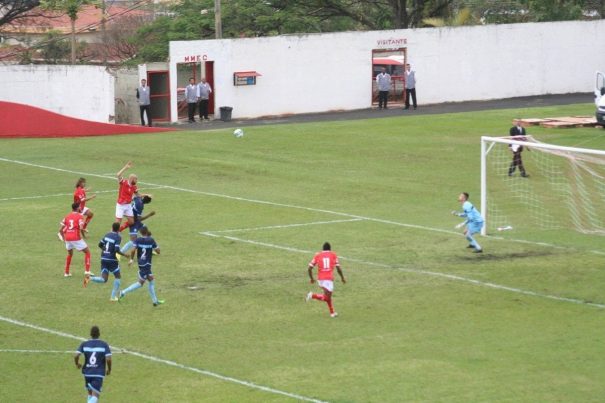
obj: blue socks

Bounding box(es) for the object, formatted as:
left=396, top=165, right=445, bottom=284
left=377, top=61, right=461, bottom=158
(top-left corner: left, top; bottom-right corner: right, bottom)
left=91, top=276, right=105, bottom=284
left=466, top=233, right=482, bottom=250
left=148, top=280, right=158, bottom=304
left=120, top=241, right=133, bottom=254
left=121, top=282, right=142, bottom=297
left=111, top=279, right=121, bottom=299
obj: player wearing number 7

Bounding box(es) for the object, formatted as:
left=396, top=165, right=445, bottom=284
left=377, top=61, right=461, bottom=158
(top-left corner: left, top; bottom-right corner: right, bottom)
left=118, top=226, right=164, bottom=306
left=305, top=242, right=346, bottom=318
left=74, top=325, right=111, bottom=403
left=452, top=192, right=484, bottom=253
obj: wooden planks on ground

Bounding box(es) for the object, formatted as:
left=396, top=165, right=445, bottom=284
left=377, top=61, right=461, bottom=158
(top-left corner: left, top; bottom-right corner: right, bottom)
left=515, top=116, right=599, bottom=129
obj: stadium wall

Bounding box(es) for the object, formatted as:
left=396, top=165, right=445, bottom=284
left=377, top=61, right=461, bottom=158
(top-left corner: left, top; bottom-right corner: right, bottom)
left=169, top=20, right=605, bottom=121
left=0, top=65, right=114, bottom=123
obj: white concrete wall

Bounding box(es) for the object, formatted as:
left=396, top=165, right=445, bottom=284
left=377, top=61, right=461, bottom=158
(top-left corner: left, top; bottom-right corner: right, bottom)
left=0, top=65, right=115, bottom=123
left=169, top=20, right=605, bottom=121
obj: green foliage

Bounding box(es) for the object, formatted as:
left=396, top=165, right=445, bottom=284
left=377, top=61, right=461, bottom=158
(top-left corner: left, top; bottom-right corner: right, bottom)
left=37, top=29, right=70, bottom=63
left=40, top=0, right=99, bottom=20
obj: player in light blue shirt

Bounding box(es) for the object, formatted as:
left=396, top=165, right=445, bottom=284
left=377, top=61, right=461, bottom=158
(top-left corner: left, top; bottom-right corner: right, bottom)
left=74, top=326, right=111, bottom=403
left=452, top=192, right=484, bottom=253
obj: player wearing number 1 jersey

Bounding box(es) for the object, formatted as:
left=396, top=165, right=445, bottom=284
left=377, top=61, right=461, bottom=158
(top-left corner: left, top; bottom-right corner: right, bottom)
left=119, top=226, right=164, bottom=306
left=84, top=223, right=126, bottom=301
left=305, top=242, right=346, bottom=318
left=75, top=326, right=111, bottom=403
left=59, top=202, right=92, bottom=277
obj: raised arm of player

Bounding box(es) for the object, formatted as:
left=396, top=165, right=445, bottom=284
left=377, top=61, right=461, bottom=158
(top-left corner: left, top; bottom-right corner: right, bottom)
left=116, top=161, right=132, bottom=181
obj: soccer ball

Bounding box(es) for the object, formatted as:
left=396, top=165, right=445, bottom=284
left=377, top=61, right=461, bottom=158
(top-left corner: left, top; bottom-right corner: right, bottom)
left=233, top=128, right=244, bottom=138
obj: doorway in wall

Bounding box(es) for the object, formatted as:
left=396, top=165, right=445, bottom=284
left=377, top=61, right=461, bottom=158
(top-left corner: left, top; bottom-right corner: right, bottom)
left=371, top=48, right=407, bottom=108
left=176, top=62, right=201, bottom=120
left=176, top=61, right=215, bottom=120
left=148, top=70, right=170, bottom=121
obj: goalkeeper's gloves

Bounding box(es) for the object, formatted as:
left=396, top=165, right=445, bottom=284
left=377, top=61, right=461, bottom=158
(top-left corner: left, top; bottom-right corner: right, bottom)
left=455, top=222, right=465, bottom=229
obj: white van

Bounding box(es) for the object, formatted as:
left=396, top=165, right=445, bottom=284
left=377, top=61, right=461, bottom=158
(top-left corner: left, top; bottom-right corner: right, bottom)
left=595, top=71, right=605, bottom=125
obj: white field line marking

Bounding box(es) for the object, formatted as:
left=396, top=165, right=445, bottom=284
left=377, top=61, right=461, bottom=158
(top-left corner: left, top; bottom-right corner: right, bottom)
left=207, top=218, right=364, bottom=234
left=201, top=233, right=605, bottom=310
left=0, top=187, right=164, bottom=203
left=0, top=349, right=74, bottom=354
left=0, top=156, right=599, bottom=254
left=0, top=315, right=328, bottom=403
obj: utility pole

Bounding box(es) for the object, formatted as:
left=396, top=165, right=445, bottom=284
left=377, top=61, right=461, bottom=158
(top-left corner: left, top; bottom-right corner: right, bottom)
left=101, top=0, right=107, bottom=64
left=214, top=0, right=222, bottom=39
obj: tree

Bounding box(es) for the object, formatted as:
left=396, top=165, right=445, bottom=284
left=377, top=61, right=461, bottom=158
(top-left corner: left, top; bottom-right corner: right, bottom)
left=37, top=29, right=70, bottom=63
left=40, top=0, right=99, bottom=64
left=0, top=0, right=41, bottom=27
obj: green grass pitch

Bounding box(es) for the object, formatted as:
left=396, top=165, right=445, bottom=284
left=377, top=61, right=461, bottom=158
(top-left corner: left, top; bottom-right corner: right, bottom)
left=1, top=103, right=604, bottom=402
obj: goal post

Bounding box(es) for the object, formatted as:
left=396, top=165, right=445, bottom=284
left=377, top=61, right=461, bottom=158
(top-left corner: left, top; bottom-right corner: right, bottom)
left=480, top=135, right=605, bottom=236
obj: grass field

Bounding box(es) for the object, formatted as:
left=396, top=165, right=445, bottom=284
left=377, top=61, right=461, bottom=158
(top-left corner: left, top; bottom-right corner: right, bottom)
left=1, top=103, right=604, bottom=402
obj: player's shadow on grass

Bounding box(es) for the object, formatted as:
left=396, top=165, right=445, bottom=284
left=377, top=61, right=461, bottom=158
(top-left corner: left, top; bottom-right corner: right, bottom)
left=458, top=250, right=554, bottom=261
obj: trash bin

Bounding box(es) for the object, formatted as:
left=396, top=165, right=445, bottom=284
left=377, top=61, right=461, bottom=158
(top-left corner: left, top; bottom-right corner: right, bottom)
left=219, top=106, right=233, bottom=122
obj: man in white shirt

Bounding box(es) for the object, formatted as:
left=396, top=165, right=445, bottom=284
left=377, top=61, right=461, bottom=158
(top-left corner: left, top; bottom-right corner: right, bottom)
left=198, top=78, right=213, bottom=120
left=376, top=68, right=391, bottom=109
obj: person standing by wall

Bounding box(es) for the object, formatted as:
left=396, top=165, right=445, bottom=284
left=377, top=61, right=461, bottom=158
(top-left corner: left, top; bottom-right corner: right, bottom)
left=376, top=67, right=391, bottom=109
left=185, top=77, right=198, bottom=123
left=198, top=78, right=213, bottom=121
left=136, top=78, right=152, bottom=127
left=404, top=64, right=417, bottom=110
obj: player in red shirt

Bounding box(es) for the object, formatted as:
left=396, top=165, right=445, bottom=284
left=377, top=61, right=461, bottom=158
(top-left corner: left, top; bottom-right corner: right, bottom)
left=305, top=242, right=346, bottom=318
left=115, top=161, right=140, bottom=231
left=73, top=177, right=96, bottom=229
left=59, top=202, right=92, bottom=277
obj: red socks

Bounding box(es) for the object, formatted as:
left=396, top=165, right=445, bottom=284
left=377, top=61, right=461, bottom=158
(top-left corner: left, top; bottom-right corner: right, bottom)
left=118, top=222, right=129, bottom=232
left=64, top=255, right=72, bottom=274
left=312, top=294, right=335, bottom=314
left=84, top=251, right=91, bottom=273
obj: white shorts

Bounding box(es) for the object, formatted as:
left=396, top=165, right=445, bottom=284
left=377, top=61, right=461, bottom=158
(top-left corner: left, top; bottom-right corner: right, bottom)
left=80, top=206, right=90, bottom=215
left=115, top=203, right=134, bottom=219
left=318, top=280, right=334, bottom=293
left=65, top=240, right=88, bottom=251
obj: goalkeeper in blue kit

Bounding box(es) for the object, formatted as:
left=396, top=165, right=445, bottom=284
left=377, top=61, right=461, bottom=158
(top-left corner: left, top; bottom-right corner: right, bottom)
left=452, top=192, right=484, bottom=253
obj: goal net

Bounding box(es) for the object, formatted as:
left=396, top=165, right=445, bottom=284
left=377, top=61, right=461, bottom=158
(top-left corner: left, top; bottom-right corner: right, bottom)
left=480, top=135, right=605, bottom=237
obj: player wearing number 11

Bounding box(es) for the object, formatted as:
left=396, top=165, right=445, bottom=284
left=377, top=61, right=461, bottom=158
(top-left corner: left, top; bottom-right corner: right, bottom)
left=118, top=226, right=164, bottom=306
left=305, top=242, right=346, bottom=318
left=74, top=326, right=111, bottom=403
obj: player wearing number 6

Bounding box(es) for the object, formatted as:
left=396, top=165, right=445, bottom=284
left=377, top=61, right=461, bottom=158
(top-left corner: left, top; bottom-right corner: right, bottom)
left=452, top=192, right=484, bottom=253
left=74, top=326, right=111, bottom=403
left=118, top=226, right=164, bottom=306
left=305, top=242, right=346, bottom=318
